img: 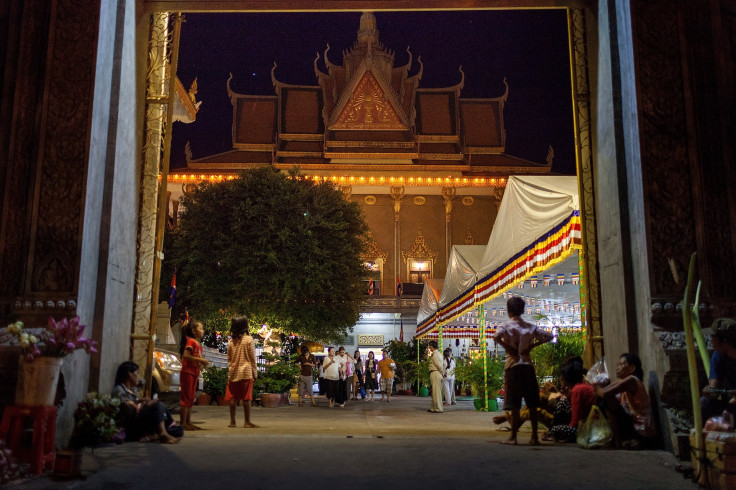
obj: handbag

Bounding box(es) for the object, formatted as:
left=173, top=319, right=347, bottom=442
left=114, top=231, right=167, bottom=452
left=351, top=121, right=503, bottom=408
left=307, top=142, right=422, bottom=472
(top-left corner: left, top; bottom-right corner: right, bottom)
left=577, top=405, right=613, bottom=449
left=359, top=386, right=367, bottom=398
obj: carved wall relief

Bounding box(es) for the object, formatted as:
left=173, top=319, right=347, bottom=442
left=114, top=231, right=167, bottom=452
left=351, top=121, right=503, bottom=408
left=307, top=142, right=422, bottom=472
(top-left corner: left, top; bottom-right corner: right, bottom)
left=632, top=0, right=697, bottom=296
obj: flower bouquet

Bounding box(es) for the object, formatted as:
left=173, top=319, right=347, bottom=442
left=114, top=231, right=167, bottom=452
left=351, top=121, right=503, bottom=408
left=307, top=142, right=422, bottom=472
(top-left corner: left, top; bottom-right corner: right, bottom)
left=6, top=316, right=97, bottom=362
left=69, top=392, right=123, bottom=450
left=7, top=317, right=97, bottom=406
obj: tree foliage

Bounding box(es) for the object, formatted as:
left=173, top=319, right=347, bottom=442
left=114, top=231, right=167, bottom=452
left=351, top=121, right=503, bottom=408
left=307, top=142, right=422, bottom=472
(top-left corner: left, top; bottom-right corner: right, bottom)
left=165, top=166, right=368, bottom=341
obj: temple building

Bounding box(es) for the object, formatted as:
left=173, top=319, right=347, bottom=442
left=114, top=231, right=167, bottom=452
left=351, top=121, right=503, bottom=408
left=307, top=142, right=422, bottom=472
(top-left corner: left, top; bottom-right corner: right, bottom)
left=169, top=12, right=555, bottom=342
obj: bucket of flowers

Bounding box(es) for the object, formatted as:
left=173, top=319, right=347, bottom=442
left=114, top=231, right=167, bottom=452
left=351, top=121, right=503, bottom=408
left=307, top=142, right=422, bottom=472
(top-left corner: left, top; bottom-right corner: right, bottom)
left=6, top=317, right=97, bottom=406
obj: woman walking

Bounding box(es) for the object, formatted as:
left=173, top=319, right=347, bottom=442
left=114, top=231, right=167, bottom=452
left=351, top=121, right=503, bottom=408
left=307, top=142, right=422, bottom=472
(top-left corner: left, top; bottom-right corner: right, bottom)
left=352, top=350, right=365, bottom=400
left=364, top=351, right=378, bottom=401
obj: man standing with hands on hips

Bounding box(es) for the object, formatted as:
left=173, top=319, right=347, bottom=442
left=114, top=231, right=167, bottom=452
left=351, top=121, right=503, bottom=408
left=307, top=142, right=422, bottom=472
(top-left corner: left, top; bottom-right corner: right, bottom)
left=427, top=340, right=445, bottom=413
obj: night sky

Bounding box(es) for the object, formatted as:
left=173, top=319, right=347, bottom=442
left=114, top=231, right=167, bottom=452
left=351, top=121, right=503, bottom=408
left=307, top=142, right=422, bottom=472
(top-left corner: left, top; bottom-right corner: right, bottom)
left=171, top=9, right=575, bottom=175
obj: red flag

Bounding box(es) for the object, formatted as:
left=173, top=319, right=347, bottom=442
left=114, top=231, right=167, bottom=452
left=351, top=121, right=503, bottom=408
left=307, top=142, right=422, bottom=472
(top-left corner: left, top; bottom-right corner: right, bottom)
left=400, top=316, right=404, bottom=342
left=368, top=277, right=374, bottom=295
left=396, top=276, right=402, bottom=296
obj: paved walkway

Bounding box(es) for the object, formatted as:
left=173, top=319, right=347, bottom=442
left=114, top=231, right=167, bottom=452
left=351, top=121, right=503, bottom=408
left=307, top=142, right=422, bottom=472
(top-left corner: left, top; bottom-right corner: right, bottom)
left=17, top=395, right=696, bottom=489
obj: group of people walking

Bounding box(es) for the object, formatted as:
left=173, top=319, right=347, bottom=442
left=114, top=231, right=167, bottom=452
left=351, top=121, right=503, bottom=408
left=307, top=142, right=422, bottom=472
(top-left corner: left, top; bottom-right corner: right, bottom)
left=301, top=346, right=397, bottom=407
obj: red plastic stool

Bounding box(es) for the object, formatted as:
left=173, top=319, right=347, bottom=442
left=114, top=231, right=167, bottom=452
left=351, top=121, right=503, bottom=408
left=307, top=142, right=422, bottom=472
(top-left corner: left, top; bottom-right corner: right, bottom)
left=0, top=405, right=56, bottom=474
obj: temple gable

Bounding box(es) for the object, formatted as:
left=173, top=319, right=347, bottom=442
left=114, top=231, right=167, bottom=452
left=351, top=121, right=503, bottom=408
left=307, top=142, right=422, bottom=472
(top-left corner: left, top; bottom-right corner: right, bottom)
left=331, top=71, right=407, bottom=131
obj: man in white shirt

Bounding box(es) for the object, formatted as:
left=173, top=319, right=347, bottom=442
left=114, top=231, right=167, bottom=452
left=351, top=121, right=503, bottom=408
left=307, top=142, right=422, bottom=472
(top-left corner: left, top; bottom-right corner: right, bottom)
left=442, top=348, right=456, bottom=405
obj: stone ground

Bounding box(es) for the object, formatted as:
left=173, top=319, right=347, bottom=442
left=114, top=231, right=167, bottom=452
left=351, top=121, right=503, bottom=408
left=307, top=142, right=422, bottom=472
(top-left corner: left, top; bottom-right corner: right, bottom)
left=14, top=395, right=697, bottom=489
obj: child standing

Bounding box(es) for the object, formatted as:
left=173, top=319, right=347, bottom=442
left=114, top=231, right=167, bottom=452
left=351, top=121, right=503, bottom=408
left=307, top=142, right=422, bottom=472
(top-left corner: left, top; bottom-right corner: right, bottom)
left=179, top=320, right=209, bottom=431
left=226, top=316, right=259, bottom=428
left=493, top=296, right=553, bottom=445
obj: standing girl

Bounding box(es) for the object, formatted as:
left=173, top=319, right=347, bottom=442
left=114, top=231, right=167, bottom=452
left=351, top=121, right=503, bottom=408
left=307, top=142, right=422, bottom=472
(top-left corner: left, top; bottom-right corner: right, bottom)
left=364, top=351, right=378, bottom=401
left=226, top=315, right=259, bottom=428
left=323, top=347, right=339, bottom=408
left=179, top=320, right=209, bottom=431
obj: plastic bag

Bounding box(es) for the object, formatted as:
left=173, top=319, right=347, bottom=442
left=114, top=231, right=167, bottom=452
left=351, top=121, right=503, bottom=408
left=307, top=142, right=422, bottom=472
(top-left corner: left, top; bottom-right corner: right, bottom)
left=704, top=411, right=734, bottom=432
left=585, top=357, right=610, bottom=387
left=577, top=405, right=613, bottom=449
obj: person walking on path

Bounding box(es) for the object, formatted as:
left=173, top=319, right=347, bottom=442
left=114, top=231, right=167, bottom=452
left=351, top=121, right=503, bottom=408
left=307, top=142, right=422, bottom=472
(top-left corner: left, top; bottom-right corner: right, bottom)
left=493, top=296, right=553, bottom=445
left=296, top=345, right=317, bottom=407
left=179, top=320, right=209, bottom=430
left=377, top=348, right=396, bottom=402
left=364, top=351, right=379, bottom=401
left=352, top=350, right=365, bottom=400
left=323, top=347, right=339, bottom=408
left=442, top=348, right=456, bottom=406
left=225, top=316, right=259, bottom=428
left=336, top=347, right=350, bottom=407
left=428, top=341, right=445, bottom=413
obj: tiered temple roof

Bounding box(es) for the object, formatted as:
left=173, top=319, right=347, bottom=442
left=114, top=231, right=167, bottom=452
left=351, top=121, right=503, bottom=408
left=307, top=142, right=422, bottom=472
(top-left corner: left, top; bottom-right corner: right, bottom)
left=174, top=11, right=551, bottom=178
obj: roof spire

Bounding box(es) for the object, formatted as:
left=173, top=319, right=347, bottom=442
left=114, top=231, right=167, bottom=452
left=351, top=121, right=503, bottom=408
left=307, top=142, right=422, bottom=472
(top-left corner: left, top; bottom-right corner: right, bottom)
left=357, top=11, right=378, bottom=45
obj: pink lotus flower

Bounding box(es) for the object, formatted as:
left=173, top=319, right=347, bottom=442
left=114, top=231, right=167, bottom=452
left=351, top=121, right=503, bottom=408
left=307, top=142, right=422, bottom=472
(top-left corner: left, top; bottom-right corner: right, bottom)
left=6, top=316, right=98, bottom=362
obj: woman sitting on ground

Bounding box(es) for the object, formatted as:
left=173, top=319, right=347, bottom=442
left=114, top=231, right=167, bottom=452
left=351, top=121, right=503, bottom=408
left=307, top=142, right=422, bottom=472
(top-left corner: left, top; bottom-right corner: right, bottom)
left=111, top=361, right=181, bottom=444
left=545, top=360, right=596, bottom=442
left=594, top=353, right=656, bottom=448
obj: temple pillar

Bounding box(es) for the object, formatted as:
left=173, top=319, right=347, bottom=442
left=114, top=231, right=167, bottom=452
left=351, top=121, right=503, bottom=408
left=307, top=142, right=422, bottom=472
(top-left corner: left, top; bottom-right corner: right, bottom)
left=442, top=186, right=455, bottom=265
left=391, top=186, right=404, bottom=295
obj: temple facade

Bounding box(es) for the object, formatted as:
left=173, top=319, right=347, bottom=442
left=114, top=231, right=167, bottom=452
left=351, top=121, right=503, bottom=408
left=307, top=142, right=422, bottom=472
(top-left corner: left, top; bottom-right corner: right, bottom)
left=169, top=12, right=552, bottom=329
left=0, top=1, right=734, bottom=455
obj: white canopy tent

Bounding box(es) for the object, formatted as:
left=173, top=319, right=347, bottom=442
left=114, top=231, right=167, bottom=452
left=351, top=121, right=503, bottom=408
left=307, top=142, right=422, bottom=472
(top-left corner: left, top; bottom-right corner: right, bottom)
left=417, top=175, right=583, bottom=340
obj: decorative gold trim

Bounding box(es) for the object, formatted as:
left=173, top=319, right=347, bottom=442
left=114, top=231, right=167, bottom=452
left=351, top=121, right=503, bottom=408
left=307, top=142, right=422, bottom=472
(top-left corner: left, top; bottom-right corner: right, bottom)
left=361, top=232, right=388, bottom=261
left=462, top=196, right=474, bottom=206
left=325, top=140, right=415, bottom=149
left=570, top=8, right=602, bottom=362
left=364, top=195, right=377, bottom=205
left=401, top=228, right=438, bottom=263
left=233, top=143, right=275, bottom=151
left=413, top=196, right=426, bottom=205
left=417, top=134, right=460, bottom=143
left=442, top=186, right=456, bottom=223
left=418, top=153, right=464, bottom=160
left=275, top=151, right=323, bottom=158
left=279, top=133, right=323, bottom=141
left=390, top=185, right=405, bottom=222
left=464, top=147, right=504, bottom=154
left=324, top=152, right=419, bottom=160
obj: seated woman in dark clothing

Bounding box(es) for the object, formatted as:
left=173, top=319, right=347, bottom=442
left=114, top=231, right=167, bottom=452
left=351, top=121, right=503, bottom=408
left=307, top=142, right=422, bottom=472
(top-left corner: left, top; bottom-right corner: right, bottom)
left=546, top=360, right=596, bottom=442
left=111, top=361, right=180, bottom=444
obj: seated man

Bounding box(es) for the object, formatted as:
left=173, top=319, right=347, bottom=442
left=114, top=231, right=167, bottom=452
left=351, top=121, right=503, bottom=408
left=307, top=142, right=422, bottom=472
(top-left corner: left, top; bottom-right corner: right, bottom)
left=701, top=318, right=736, bottom=422
left=492, top=382, right=562, bottom=429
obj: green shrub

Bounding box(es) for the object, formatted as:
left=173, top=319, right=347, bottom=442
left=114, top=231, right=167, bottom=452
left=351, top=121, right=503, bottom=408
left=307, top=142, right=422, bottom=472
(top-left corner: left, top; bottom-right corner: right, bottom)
left=202, top=366, right=229, bottom=398
left=455, top=352, right=504, bottom=410
left=530, top=330, right=585, bottom=386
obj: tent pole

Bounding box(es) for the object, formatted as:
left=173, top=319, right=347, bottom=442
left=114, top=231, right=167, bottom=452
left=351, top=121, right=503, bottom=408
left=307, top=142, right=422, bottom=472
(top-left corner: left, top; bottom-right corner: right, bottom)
left=479, top=304, right=488, bottom=411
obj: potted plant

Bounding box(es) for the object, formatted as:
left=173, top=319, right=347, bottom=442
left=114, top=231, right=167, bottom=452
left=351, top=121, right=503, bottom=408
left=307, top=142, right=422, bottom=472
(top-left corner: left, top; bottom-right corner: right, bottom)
left=254, top=341, right=299, bottom=407
left=59, top=392, right=123, bottom=477
left=202, top=366, right=228, bottom=405
left=6, top=317, right=97, bottom=407
left=455, top=353, right=504, bottom=411
left=401, top=359, right=430, bottom=396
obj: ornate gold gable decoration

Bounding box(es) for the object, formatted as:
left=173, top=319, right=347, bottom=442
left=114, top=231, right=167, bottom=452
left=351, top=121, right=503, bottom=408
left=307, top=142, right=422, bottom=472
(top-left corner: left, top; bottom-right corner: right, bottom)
left=361, top=232, right=388, bottom=261
left=331, top=71, right=405, bottom=130
left=401, top=229, right=438, bottom=263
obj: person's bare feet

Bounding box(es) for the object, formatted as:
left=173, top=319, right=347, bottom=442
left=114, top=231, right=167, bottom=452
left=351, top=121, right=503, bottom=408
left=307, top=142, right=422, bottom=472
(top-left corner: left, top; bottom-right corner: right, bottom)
left=228, top=422, right=237, bottom=428
left=244, top=422, right=259, bottom=428
left=500, top=437, right=518, bottom=445
left=183, top=424, right=198, bottom=431
left=529, top=438, right=541, bottom=446
left=159, top=433, right=180, bottom=444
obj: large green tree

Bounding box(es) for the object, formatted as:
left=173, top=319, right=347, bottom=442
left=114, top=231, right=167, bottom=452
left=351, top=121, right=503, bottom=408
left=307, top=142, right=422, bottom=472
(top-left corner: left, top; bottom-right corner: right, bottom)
left=166, top=166, right=368, bottom=341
